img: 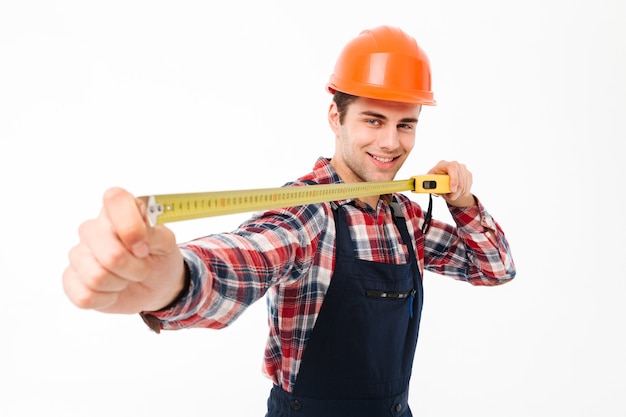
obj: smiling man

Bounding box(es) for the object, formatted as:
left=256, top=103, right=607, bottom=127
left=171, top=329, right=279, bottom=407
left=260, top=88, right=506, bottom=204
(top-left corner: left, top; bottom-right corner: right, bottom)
left=63, top=26, right=516, bottom=416
left=330, top=97, right=418, bottom=181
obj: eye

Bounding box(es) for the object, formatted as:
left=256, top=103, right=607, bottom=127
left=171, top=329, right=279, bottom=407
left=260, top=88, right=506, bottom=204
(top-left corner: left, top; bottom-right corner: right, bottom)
left=398, top=123, right=415, bottom=130
left=366, top=119, right=382, bottom=126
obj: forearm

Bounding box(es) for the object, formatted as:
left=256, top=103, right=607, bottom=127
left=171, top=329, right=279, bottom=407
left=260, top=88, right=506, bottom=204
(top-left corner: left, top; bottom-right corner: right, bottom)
left=425, top=198, right=516, bottom=285
left=142, top=236, right=289, bottom=332
left=141, top=205, right=326, bottom=332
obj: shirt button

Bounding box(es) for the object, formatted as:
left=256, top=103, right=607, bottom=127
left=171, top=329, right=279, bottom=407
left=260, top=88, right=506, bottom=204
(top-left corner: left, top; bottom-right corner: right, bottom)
left=395, top=403, right=403, bottom=412
left=291, top=400, right=302, bottom=411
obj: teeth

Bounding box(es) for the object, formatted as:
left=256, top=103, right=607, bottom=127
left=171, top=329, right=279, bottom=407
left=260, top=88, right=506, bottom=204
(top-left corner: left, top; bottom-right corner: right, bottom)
left=371, top=155, right=394, bottom=163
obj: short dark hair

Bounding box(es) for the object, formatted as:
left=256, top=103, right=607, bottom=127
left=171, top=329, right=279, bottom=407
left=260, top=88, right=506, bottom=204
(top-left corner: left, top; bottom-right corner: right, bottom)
left=332, top=91, right=359, bottom=124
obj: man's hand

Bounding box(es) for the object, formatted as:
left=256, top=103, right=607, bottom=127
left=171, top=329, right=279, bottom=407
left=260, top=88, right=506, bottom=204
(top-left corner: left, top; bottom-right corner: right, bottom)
left=428, top=160, right=476, bottom=207
left=62, top=187, right=186, bottom=314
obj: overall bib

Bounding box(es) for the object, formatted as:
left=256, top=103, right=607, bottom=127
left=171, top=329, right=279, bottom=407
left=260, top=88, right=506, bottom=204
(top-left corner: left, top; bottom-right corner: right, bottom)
left=266, top=202, right=424, bottom=417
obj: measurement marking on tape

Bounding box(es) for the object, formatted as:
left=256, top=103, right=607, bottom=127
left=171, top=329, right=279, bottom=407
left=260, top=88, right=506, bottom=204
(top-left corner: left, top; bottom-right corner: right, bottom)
left=138, top=175, right=450, bottom=225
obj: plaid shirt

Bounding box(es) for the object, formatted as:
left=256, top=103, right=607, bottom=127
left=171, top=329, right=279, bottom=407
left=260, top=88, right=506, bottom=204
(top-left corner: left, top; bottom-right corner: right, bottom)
left=144, top=157, right=516, bottom=393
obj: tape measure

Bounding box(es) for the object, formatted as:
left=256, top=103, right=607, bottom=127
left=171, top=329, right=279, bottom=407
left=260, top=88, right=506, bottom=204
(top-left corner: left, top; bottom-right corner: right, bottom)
left=139, top=174, right=450, bottom=225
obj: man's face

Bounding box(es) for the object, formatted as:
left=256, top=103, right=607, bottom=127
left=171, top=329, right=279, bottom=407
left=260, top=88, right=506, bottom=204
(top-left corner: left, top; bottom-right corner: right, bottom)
left=329, top=97, right=421, bottom=183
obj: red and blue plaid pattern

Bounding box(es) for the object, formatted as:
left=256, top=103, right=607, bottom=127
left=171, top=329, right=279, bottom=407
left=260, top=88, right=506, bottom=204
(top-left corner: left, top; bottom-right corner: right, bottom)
left=148, top=158, right=516, bottom=392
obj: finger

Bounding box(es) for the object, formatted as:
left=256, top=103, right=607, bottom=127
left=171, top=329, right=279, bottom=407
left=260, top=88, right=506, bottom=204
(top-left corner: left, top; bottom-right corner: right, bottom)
left=146, top=224, right=178, bottom=256
left=462, top=167, right=473, bottom=196
left=78, top=216, right=151, bottom=283
left=62, top=265, right=120, bottom=311
left=440, top=161, right=461, bottom=197
left=102, top=187, right=150, bottom=258
left=453, top=163, right=465, bottom=197
left=454, top=163, right=470, bottom=196
left=427, top=160, right=448, bottom=176
left=68, top=243, right=131, bottom=293
left=428, top=160, right=458, bottom=190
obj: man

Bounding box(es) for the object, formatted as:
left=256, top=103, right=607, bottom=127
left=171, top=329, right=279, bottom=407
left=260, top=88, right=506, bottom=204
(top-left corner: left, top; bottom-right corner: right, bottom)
left=63, top=25, right=516, bottom=416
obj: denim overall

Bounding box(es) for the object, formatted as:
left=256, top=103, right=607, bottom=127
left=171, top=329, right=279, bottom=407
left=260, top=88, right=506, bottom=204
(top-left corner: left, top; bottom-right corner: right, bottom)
left=266, top=201, right=424, bottom=417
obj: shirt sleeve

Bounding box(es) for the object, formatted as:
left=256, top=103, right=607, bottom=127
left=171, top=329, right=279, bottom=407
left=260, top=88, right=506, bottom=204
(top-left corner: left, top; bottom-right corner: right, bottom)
left=423, top=197, right=516, bottom=286
left=141, top=203, right=329, bottom=332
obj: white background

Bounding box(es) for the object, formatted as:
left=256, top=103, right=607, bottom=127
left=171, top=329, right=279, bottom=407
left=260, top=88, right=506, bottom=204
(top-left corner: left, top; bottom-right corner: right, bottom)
left=1, top=1, right=625, bottom=416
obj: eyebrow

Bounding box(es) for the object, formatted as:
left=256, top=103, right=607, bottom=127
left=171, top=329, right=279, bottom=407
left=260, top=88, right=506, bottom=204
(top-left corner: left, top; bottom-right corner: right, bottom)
left=358, top=111, right=418, bottom=124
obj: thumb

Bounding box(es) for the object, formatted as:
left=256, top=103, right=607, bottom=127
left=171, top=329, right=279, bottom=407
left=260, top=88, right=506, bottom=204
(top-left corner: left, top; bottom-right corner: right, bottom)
left=102, top=187, right=151, bottom=258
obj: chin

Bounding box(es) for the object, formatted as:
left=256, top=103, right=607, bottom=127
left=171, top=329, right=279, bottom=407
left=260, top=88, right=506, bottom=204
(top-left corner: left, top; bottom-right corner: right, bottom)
left=367, top=173, right=396, bottom=182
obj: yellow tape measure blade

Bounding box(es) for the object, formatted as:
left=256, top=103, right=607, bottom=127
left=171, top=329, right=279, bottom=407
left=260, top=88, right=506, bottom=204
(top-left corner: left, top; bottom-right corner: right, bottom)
left=140, top=175, right=450, bottom=225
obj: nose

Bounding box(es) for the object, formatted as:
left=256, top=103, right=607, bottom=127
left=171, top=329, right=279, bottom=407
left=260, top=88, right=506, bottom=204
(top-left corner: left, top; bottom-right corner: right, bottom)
left=376, top=127, right=401, bottom=151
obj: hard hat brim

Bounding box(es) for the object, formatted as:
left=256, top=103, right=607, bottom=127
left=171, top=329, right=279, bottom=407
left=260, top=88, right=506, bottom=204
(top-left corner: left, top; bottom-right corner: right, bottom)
left=327, top=80, right=437, bottom=106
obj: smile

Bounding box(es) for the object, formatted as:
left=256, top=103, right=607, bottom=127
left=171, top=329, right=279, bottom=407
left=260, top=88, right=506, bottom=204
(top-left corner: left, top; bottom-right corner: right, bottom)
left=369, top=154, right=397, bottom=163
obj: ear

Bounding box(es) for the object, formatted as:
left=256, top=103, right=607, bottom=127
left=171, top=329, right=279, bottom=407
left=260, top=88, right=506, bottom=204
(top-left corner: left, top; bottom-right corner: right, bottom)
left=327, top=101, right=340, bottom=136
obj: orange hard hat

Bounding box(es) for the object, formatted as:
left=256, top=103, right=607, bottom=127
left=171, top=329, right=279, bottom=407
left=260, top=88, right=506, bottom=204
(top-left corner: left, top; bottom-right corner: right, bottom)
left=327, top=25, right=436, bottom=105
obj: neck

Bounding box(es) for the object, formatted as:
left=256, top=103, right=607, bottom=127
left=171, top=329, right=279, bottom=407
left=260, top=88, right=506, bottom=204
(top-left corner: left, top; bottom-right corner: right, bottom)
left=359, top=195, right=380, bottom=209
left=328, top=158, right=381, bottom=208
